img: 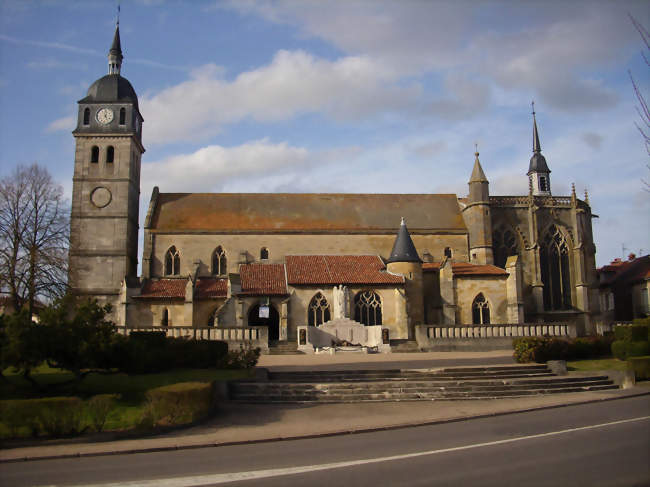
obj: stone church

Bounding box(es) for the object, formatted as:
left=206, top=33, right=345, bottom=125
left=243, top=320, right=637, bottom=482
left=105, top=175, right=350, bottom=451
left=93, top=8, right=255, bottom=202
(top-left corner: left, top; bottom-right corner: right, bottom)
left=68, top=26, right=599, bottom=351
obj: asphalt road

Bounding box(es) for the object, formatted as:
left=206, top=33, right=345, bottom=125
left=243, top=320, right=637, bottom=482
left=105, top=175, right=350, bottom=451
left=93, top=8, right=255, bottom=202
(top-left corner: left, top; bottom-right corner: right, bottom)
left=2, top=395, right=649, bottom=487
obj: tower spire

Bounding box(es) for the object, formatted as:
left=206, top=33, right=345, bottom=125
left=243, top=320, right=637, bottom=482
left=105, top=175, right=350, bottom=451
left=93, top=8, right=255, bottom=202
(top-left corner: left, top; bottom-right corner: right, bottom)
left=532, top=101, right=542, bottom=154
left=108, top=15, right=123, bottom=75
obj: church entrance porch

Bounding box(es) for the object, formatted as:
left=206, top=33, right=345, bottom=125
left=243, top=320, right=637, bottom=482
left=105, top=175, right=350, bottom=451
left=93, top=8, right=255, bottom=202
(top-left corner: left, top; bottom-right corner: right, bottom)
left=248, top=303, right=280, bottom=341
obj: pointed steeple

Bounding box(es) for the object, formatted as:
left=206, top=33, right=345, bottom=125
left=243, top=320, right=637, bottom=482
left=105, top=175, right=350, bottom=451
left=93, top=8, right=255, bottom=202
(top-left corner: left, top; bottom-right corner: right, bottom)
left=108, top=23, right=123, bottom=75
left=386, top=218, right=422, bottom=263
left=532, top=108, right=542, bottom=154
left=470, top=149, right=488, bottom=183
left=528, top=102, right=550, bottom=175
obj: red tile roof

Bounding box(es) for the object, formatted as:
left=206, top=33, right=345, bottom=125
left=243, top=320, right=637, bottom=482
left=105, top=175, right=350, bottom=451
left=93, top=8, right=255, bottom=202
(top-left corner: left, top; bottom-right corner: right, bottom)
left=286, top=255, right=404, bottom=285
left=422, top=261, right=508, bottom=276
left=598, top=255, right=650, bottom=286
left=195, top=278, right=228, bottom=299
left=240, top=263, right=288, bottom=296
left=137, top=279, right=187, bottom=299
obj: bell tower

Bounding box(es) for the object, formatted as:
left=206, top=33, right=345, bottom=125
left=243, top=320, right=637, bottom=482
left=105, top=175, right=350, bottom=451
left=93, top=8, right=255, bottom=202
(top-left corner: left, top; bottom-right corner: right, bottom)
left=69, top=22, right=144, bottom=311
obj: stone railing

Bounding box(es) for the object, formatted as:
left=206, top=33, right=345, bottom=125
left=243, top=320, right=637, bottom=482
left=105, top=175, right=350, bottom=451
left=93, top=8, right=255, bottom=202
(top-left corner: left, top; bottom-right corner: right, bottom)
left=415, top=322, right=577, bottom=351
left=490, top=195, right=585, bottom=209
left=115, top=326, right=269, bottom=352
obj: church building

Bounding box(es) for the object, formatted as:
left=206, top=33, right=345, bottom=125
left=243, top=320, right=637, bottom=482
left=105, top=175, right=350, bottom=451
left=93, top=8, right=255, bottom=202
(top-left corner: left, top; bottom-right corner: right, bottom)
left=68, top=26, right=600, bottom=352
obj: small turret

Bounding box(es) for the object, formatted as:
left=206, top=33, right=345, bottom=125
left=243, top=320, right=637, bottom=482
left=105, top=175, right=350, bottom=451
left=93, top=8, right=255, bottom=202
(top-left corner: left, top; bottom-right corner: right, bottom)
left=108, top=23, right=123, bottom=75
left=462, top=148, right=494, bottom=265
left=386, top=219, right=423, bottom=334
left=528, top=102, right=551, bottom=196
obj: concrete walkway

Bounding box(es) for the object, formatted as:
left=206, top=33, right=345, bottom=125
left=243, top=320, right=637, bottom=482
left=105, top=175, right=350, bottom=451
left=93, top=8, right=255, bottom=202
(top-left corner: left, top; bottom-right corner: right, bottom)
left=2, top=352, right=649, bottom=463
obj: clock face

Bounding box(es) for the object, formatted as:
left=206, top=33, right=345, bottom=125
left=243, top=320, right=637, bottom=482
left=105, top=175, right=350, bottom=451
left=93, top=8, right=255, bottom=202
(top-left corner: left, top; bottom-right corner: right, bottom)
left=96, top=108, right=114, bottom=125
left=90, top=186, right=112, bottom=208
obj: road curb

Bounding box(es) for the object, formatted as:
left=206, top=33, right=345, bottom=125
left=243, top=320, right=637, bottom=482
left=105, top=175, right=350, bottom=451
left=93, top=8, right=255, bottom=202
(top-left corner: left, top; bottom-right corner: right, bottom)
left=2, top=390, right=649, bottom=464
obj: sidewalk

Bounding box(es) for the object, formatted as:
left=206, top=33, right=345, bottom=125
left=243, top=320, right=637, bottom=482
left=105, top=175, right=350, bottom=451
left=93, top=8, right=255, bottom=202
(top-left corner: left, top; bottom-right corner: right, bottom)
left=2, top=353, right=649, bottom=463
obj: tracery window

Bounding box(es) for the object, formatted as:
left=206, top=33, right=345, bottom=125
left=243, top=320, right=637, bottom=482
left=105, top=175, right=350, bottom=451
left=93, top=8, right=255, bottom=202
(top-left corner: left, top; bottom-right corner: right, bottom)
left=165, top=246, right=180, bottom=276
left=472, top=293, right=490, bottom=324
left=260, top=247, right=269, bottom=260
left=308, top=292, right=331, bottom=326
left=492, top=227, right=518, bottom=269
left=212, top=246, right=227, bottom=276
left=540, top=225, right=572, bottom=310
left=354, top=291, right=382, bottom=326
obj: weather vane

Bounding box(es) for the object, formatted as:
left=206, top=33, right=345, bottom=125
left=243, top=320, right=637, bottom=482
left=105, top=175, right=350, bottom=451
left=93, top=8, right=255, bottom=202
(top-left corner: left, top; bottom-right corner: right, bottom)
left=531, top=100, right=535, bottom=115
left=117, top=2, right=121, bottom=26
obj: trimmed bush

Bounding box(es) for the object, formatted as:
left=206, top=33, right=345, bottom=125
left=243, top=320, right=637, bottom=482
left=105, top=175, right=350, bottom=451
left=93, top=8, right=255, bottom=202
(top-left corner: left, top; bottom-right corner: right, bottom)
left=627, top=356, right=650, bottom=380
left=612, top=340, right=627, bottom=360
left=0, top=397, right=85, bottom=437
left=514, top=335, right=615, bottom=363
left=611, top=340, right=650, bottom=360
left=87, top=394, right=119, bottom=432
left=613, top=324, right=649, bottom=342
left=144, top=382, right=214, bottom=427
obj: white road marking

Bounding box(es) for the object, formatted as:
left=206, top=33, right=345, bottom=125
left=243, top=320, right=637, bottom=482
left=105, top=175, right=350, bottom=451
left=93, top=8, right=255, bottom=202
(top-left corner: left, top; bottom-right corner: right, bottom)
left=43, top=415, right=650, bottom=487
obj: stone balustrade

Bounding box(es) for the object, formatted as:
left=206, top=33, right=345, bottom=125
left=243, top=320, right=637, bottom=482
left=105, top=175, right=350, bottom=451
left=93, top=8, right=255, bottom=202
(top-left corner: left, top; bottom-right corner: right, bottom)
left=115, top=326, right=269, bottom=352
left=415, top=322, right=577, bottom=351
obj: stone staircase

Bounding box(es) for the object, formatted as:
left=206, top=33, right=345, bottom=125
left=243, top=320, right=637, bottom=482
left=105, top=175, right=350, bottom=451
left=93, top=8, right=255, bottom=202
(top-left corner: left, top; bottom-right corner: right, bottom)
left=229, top=365, right=618, bottom=403
left=268, top=341, right=304, bottom=355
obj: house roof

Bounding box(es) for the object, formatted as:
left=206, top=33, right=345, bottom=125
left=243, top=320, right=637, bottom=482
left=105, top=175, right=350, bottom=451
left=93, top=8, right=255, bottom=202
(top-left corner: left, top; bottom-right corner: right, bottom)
left=239, top=263, right=288, bottom=296
left=149, top=193, right=467, bottom=233
left=422, top=261, right=508, bottom=277
left=195, top=278, right=228, bottom=299
left=286, top=255, right=404, bottom=285
left=598, top=255, right=650, bottom=287
left=136, top=279, right=187, bottom=299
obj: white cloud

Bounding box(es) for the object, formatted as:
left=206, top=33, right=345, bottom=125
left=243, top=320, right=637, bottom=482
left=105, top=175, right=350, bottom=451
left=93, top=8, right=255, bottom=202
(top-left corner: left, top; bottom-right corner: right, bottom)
left=45, top=116, right=75, bottom=133
left=141, top=139, right=311, bottom=193
left=141, top=50, right=420, bottom=145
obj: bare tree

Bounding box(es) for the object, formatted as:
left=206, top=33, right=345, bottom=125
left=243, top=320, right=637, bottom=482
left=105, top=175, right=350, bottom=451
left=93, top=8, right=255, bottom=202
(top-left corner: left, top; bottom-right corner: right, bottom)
left=629, top=14, right=650, bottom=191
left=0, top=164, right=69, bottom=316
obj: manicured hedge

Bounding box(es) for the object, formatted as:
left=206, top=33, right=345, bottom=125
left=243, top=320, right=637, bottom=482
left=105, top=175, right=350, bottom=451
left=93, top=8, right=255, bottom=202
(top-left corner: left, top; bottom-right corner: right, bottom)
left=513, top=335, right=614, bottom=364
left=613, top=324, right=650, bottom=342
left=118, top=333, right=229, bottom=374
left=142, top=381, right=214, bottom=427
left=0, top=397, right=85, bottom=437
left=611, top=323, right=650, bottom=360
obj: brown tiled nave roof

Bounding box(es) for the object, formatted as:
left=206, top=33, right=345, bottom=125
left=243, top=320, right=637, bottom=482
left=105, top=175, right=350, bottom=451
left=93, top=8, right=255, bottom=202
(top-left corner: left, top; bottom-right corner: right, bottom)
left=422, top=262, right=508, bottom=276
left=286, top=255, right=404, bottom=285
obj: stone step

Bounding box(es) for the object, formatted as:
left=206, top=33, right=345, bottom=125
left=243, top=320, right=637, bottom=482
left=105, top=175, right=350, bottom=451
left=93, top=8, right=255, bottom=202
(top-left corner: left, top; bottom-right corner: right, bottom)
left=267, top=372, right=555, bottom=382
left=231, top=384, right=620, bottom=403
left=230, top=377, right=614, bottom=395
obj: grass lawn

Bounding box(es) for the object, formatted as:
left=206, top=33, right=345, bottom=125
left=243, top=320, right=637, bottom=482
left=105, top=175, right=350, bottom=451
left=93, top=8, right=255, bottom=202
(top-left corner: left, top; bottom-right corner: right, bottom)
left=0, top=365, right=252, bottom=438
left=567, top=357, right=628, bottom=372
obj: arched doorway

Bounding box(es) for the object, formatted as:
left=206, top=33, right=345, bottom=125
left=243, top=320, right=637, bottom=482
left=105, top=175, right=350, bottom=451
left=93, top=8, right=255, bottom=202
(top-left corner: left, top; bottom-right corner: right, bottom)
left=248, top=303, right=280, bottom=340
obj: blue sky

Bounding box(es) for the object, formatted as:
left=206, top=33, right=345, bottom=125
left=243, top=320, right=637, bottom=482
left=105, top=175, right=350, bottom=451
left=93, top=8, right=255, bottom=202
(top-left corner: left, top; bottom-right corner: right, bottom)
left=0, top=0, right=648, bottom=267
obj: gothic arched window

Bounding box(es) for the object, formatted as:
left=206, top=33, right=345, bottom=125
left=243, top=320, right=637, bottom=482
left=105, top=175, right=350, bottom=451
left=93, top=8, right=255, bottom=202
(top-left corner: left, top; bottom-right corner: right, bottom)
left=106, top=146, right=114, bottom=163
left=540, top=225, right=572, bottom=310
left=119, top=107, right=126, bottom=125
left=165, top=246, right=180, bottom=276
left=492, top=227, right=518, bottom=269
left=83, top=108, right=90, bottom=125
left=308, top=292, right=331, bottom=326
left=161, top=308, right=169, bottom=327
left=472, top=293, right=490, bottom=324
left=354, top=291, right=382, bottom=326
left=212, top=246, right=227, bottom=276
left=91, top=146, right=99, bottom=163
left=260, top=247, right=269, bottom=260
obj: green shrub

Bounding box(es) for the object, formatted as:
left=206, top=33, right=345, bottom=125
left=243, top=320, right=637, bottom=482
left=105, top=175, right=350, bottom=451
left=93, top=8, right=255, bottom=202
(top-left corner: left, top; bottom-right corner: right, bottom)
left=613, top=324, right=649, bottom=342
left=627, top=356, right=650, bottom=380
left=611, top=340, right=627, bottom=360
left=144, top=382, right=213, bottom=426
left=219, top=346, right=261, bottom=369
left=37, top=397, right=85, bottom=436
left=626, top=341, right=650, bottom=358
left=514, top=335, right=615, bottom=363
left=86, top=394, right=119, bottom=432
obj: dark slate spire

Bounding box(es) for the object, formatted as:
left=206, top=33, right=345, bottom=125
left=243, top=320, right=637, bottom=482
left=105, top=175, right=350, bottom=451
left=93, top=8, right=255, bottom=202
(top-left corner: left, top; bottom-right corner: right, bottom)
left=108, top=23, right=123, bottom=75
left=528, top=102, right=550, bottom=175
left=386, top=218, right=422, bottom=263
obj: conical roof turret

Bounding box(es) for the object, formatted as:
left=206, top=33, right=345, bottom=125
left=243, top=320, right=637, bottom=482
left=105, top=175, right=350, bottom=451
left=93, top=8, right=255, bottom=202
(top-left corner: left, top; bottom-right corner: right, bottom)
left=470, top=150, right=488, bottom=183
left=386, top=218, right=422, bottom=263
left=108, top=23, right=123, bottom=75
